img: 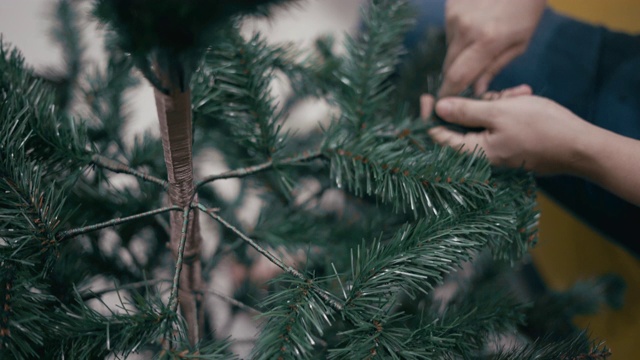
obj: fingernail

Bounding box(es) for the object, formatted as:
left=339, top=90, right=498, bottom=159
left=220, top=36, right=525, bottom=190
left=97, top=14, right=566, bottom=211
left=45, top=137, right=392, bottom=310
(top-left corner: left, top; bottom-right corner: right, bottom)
left=436, top=100, right=453, bottom=117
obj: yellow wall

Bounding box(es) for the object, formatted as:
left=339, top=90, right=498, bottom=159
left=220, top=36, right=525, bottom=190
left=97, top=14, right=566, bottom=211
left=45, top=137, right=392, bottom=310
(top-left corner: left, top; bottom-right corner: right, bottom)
left=534, top=1, right=640, bottom=358
left=548, top=0, right=640, bottom=33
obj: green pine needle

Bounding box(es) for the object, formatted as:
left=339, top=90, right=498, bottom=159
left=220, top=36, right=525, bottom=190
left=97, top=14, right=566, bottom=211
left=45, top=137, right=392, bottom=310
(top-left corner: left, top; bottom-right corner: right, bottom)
left=252, top=275, right=334, bottom=360
left=193, top=25, right=287, bottom=160
left=324, top=123, right=494, bottom=217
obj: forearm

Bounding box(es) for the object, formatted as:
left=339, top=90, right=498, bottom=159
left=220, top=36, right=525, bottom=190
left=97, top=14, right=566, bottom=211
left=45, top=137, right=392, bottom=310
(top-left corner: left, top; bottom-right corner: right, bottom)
left=572, top=124, right=640, bottom=206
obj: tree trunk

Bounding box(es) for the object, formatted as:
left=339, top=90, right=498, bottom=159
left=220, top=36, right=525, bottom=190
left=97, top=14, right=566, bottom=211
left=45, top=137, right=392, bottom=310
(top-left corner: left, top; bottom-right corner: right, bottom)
left=154, top=70, right=204, bottom=347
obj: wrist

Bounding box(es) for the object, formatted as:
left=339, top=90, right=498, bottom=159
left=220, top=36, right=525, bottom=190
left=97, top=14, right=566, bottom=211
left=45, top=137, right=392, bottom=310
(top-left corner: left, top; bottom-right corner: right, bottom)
left=566, top=122, right=607, bottom=180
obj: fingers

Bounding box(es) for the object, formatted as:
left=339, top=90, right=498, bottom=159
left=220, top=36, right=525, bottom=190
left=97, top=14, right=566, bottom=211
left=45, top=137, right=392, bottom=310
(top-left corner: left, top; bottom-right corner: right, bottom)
left=442, top=29, right=466, bottom=76
left=419, top=94, right=435, bottom=121
left=439, top=43, right=494, bottom=97
left=428, top=126, right=464, bottom=147
left=501, top=84, right=532, bottom=97
left=435, top=98, right=496, bottom=128
left=428, top=126, right=486, bottom=153
left=481, top=91, right=502, bottom=101
left=481, top=84, right=533, bottom=100
left=473, top=45, right=524, bottom=95
left=442, top=4, right=466, bottom=75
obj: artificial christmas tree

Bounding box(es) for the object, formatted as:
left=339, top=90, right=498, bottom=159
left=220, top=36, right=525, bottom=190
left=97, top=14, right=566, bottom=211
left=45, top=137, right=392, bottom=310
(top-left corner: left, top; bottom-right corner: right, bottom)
left=0, top=0, right=619, bottom=358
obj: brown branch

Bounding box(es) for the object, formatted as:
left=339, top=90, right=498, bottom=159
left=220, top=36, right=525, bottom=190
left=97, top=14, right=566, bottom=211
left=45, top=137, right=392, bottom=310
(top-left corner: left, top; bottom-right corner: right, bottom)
left=91, top=154, right=168, bottom=189
left=154, top=67, right=203, bottom=347
left=169, top=206, right=191, bottom=313
left=196, top=150, right=323, bottom=188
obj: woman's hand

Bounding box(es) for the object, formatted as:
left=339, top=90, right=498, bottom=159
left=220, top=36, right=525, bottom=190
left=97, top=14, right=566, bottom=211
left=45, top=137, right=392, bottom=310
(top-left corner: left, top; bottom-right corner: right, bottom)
left=440, top=0, right=546, bottom=96
left=421, top=86, right=640, bottom=205
left=422, top=85, right=594, bottom=175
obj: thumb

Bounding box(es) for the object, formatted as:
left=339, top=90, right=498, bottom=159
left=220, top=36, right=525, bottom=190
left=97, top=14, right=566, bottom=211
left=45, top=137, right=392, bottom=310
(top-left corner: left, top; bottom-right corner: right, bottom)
left=428, top=126, right=487, bottom=154
left=428, top=126, right=467, bottom=149
left=435, top=98, right=496, bottom=128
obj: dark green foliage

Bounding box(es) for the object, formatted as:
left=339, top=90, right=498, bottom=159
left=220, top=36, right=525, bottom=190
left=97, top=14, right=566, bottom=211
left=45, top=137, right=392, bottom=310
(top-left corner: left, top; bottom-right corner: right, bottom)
left=333, top=0, right=415, bottom=130
left=192, top=25, right=286, bottom=160
left=324, top=126, right=494, bottom=217
left=408, top=291, right=526, bottom=358
left=341, top=211, right=515, bottom=310
left=43, top=290, right=235, bottom=359
left=51, top=293, right=176, bottom=359
left=0, top=40, right=90, bottom=176
left=0, top=270, right=57, bottom=359
left=0, top=38, right=87, bottom=281
left=491, top=170, right=539, bottom=261
left=328, top=312, right=413, bottom=360
left=491, top=335, right=611, bottom=360
left=93, top=0, right=292, bottom=56
left=0, top=39, right=84, bottom=358
left=253, top=276, right=334, bottom=360
left=94, top=0, right=296, bottom=89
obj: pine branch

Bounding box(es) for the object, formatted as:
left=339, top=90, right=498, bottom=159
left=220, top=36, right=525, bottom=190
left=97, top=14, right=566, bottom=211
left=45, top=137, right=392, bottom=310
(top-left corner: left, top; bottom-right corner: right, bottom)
left=196, top=203, right=344, bottom=313
left=252, top=276, right=335, bottom=360
left=0, top=161, right=67, bottom=274
left=51, top=288, right=236, bottom=358
left=0, top=266, right=57, bottom=359
left=330, top=280, right=527, bottom=359
left=192, top=25, right=287, bottom=160
left=251, top=189, right=400, bottom=273
left=327, top=312, right=413, bottom=360
left=91, top=153, right=169, bottom=189
left=157, top=339, right=238, bottom=360
left=323, top=124, right=494, bottom=217
left=491, top=335, right=611, bottom=360
left=1, top=39, right=90, bottom=177
left=196, top=150, right=322, bottom=188
left=49, top=293, right=176, bottom=358
left=56, top=206, right=181, bottom=241
left=491, top=170, right=539, bottom=261
left=51, top=291, right=237, bottom=359
left=337, top=206, right=517, bottom=326
left=333, top=0, right=414, bottom=130
left=196, top=204, right=303, bottom=280
left=80, top=278, right=264, bottom=319
left=405, top=292, right=527, bottom=358
left=0, top=47, right=87, bottom=355
left=46, top=0, right=84, bottom=112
